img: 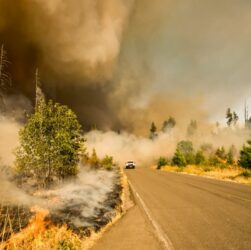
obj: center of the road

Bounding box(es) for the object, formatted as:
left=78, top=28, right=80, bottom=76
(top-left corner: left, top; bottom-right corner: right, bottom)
left=128, top=181, right=174, bottom=250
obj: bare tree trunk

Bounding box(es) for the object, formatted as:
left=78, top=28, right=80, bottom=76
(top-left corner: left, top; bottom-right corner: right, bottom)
left=0, top=44, right=8, bottom=113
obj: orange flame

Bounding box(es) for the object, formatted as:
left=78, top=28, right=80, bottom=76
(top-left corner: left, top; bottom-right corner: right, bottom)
left=1, top=206, right=49, bottom=250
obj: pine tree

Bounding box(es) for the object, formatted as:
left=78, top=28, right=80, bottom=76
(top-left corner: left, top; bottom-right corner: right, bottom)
left=226, top=150, right=234, bottom=165
left=89, top=148, right=100, bottom=168
left=233, top=112, right=239, bottom=126
left=226, top=108, right=233, bottom=127
left=239, top=139, right=251, bottom=169
left=162, top=117, right=176, bottom=133
left=149, top=122, right=157, bottom=140
left=187, top=120, right=198, bottom=136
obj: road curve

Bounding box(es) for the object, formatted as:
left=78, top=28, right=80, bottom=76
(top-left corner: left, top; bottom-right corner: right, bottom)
left=93, top=167, right=251, bottom=250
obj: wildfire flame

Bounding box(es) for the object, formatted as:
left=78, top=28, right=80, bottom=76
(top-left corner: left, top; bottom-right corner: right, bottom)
left=1, top=206, right=49, bottom=250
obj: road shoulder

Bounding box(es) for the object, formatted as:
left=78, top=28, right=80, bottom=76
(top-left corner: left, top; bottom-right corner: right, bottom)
left=91, top=203, right=163, bottom=250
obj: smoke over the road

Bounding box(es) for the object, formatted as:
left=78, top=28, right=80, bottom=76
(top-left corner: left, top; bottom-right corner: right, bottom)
left=86, top=128, right=249, bottom=167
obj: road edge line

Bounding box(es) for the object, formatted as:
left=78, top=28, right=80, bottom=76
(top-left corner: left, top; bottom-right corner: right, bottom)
left=128, top=181, right=174, bottom=250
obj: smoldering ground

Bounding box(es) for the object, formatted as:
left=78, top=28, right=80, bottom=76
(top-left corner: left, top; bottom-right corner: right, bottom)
left=0, top=99, right=121, bottom=237
left=1, top=0, right=251, bottom=239
left=0, top=163, right=121, bottom=240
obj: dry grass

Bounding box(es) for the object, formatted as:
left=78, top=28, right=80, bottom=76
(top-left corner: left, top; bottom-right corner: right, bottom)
left=0, top=206, right=83, bottom=250
left=161, top=165, right=251, bottom=184
left=0, top=167, right=127, bottom=250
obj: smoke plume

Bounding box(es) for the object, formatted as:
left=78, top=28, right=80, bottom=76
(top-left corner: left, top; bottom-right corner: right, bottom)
left=86, top=127, right=249, bottom=167
left=2, top=0, right=251, bottom=132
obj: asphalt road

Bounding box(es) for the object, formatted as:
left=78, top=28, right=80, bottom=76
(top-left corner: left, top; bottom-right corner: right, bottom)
left=93, top=167, right=251, bottom=250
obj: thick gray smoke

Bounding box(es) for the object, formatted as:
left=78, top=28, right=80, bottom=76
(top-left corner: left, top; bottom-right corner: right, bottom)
left=1, top=0, right=251, bottom=132
left=47, top=167, right=118, bottom=227
left=85, top=128, right=249, bottom=167
left=1, top=0, right=251, bottom=206
left=0, top=0, right=251, bottom=206
left=0, top=0, right=135, bottom=130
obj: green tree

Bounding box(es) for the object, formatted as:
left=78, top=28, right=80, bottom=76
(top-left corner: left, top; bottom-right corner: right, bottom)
left=239, top=139, right=251, bottom=169
left=226, top=108, right=233, bottom=127
left=215, top=146, right=226, bottom=160
left=177, top=140, right=195, bottom=164
left=226, top=109, right=239, bottom=127
left=208, top=155, right=221, bottom=166
left=226, top=150, right=234, bottom=165
left=195, top=151, right=206, bottom=165
left=101, top=155, right=114, bottom=170
left=157, top=157, right=168, bottom=169
left=187, top=120, right=198, bottom=137
left=200, top=143, right=214, bottom=155
left=15, top=98, right=84, bottom=187
left=162, top=117, right=176, bottom=133
left=89, top=148, right=100, bottom=168
left=233, top=112, right=239, bottom=126
left=172, top=150, right=186, bottom=167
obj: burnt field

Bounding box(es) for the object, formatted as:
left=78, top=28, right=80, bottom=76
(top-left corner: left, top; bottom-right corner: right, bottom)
left=49, top=181, right=122, bottom=237
left=0, top=167, right=122, bottom=243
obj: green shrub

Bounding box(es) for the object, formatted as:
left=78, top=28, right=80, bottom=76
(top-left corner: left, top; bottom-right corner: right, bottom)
left=58, top=240, right=75, bottom=250
left=89, top=148, right=100, bottom=168
left=215, top=146, right=226, bottom=160
left=240, top=170, right=251, bottom=178
left=208, top=155, right=221, bottom=166
left=239, top=139, right=251, bottom=169
left=157, top=157, right=168, bottom=169
left=195, top=151, right=206, bottom=165
left=101, top=155, right=114, bottom=171
left=201, top=165, right=212, bottom=172
left=172, top=150, right=186, bottom=167
left=177, top=140, right=195, bottom=164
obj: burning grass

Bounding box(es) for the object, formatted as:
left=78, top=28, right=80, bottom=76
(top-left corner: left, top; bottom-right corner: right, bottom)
left=0, top=167, right=124, bottom=249
left=0, top=204, right=32, bottom=243
left=1, top=206, right=83, bottom=250
left=160, top=165, right=251, bottom=184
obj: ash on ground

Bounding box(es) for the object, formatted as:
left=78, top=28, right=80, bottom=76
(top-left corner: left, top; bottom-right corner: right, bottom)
left=0, top=166, right=122, bottom=240
left=45, top=167, right=122, bottom=237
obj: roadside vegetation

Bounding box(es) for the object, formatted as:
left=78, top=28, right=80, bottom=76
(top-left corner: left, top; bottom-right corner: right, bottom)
left=156, top=138, right=251, bottom=184
left=153, top=107, right=251, bottom=184
left=0, top=47, right=120, bottom=250
left=15, top=97, right=85, bottom=188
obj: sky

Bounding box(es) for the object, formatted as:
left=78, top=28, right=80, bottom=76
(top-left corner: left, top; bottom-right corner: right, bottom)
left=119, top=0, right=251, bottom=125
left=0, top=0, right=251, bottom=132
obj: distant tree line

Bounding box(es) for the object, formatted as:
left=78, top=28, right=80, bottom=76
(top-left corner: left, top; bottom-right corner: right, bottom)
left=157, top=138, right=251, bottom=170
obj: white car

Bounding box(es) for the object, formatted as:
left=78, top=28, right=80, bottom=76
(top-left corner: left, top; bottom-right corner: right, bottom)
left=125, top=161, right=136, bottom=169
